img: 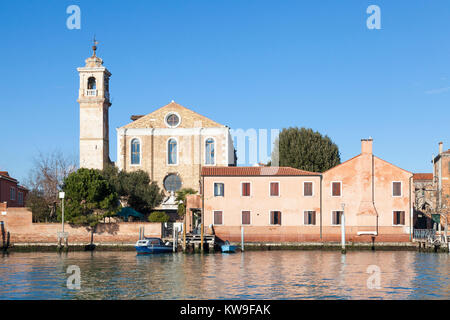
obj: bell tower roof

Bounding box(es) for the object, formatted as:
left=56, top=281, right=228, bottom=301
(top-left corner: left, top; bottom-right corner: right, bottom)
left=83, top=37, right=104, bottom=68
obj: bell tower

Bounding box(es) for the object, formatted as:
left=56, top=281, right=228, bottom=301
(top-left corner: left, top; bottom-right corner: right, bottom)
left=77, top=40, right=111, bottom=170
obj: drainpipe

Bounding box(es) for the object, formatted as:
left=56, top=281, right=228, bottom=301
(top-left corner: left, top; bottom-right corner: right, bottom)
left=320, top=175, right=323, bottom=240
left=409, top=175, right=412, bottom=241
left=201, top=175, right=205, bottom=253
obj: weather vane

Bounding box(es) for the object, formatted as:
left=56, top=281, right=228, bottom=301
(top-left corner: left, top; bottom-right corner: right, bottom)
left=92, top=35, right=99, bottom=56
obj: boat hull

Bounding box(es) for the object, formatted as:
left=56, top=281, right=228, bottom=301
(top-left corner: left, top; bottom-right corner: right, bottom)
left=135, top=245, right=173, bottom=254
left=221, top=245, right=237, bottom=253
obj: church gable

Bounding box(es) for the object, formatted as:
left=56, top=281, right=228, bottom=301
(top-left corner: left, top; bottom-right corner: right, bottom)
left=121, top=101, right=225, bottom=129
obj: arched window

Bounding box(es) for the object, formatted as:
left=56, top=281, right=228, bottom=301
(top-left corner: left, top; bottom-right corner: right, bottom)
left=87, top=77, right=96, bottom=90
left=205, top=138, right=215, bottom=165
left=131, top=139, right=140, bottom=165
left=168, top=139, right=177, bottom=164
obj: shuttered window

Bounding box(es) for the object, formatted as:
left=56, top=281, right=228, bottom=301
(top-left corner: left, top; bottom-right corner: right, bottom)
left=214, top=211, right=223, bottom=225
left=242, top=211, right=251, bottom=225
left=332, top=182, right=341, bottom=196
left=304, top=182, right=313, bottom=196
left=242, top=183, right=251, bottom=196
left=332, top=211, right=343, bottom=225
left=393, top=182, right=402, bottom=197
left=270, top=211, right=282, bottom=225
left=304, top=211, right=316, bottom=225
left=270, top=182, right=279, bottom=196
left=393, top=211, right=405, bottom=225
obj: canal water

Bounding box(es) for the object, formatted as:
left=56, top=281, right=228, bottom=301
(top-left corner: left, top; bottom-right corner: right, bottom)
left=0, top=250, right=448, bottom=299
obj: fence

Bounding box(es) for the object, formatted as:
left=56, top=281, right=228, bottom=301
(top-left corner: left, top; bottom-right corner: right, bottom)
left=413, top=229, right=435, bottom=240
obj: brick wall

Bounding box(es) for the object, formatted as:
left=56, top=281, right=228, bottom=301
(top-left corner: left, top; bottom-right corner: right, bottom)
left=0, top=207, right=162, bottom=244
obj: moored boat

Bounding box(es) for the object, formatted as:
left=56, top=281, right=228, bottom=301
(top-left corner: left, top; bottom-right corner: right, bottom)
left=221, top=241, right=237, bottom=253
left=135, top=237, right=173, bottom=254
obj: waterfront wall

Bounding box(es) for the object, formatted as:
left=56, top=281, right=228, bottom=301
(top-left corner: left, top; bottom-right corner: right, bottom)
left=0, top=204, right=161, bottom=244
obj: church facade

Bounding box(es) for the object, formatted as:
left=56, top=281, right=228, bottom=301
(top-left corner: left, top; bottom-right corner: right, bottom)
left=77, top=46, right=236, bottom=210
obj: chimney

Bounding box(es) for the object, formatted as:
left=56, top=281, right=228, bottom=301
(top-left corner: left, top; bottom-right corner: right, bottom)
left=361, top=138, right=373, bottom=154
left=439, top=142, right=443, bottom=154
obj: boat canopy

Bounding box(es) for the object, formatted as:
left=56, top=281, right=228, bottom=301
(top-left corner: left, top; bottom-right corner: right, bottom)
left=116, top=207, right=145, bottom=222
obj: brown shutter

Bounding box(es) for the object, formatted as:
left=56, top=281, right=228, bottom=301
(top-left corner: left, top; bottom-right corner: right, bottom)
left=393, top=182, right=401, bottom=196
left=304, top=212, right=308, bottom=225
left=242, top=211, right=250, bottom=225
left=332, top=182, right=341, bottom=196
left=401, top=211, right=405, bottom=225
left=271, top=182, right=279, bottom=196
left=214, top=211, right=222, bottom=225
left=311, top=211, right=316, bottom=225
left=304, top=182, right=312, bottom=196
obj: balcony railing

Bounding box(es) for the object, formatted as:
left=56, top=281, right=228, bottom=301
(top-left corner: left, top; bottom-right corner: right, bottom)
left=85, top=89, right=97, bottom=96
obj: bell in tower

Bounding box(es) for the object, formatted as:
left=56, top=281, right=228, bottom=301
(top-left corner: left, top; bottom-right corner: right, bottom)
left=77, top=39, right=112, bottom=170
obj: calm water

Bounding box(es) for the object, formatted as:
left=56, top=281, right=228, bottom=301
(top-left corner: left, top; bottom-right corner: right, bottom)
left=0, top=250, right=448, bottom=300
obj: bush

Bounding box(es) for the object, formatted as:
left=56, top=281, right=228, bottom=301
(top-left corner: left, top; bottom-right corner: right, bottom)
left=148, top=211, right=170, bottom=223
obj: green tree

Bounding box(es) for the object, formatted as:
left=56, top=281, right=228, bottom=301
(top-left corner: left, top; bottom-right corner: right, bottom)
left=175, top=188, right=198, bottom=217
left=62, top=168, right=119, bottom=228
left=271, top=127, right=340, bottom=172
left=148, top=211, right=170, bottom=223
left=101, top=165, right=164, bottom=214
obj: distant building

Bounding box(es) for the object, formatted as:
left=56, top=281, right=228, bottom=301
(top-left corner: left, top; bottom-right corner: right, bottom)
left=189, top=139, right=415, bottom=242
left=0, top=171, right=28, bottom=207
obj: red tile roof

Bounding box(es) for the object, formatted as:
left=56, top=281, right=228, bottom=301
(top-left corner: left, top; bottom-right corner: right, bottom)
left=413, top=173, right=433, bottom=180
left=201, top=166, right=320, bottom=176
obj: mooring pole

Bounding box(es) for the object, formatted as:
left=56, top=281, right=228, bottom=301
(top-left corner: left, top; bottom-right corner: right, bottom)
left=341, top=203, right=346, bottom=254
left=241, top=226, right=244, bottom=252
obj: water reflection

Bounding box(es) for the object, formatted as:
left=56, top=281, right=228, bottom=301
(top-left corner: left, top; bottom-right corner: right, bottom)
left=0, top=251, right=448, bottom=300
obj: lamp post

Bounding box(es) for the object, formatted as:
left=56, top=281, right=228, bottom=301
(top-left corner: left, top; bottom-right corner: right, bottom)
left=59, top=192, right=65, bottom=233
left=341, top=203, right=346, bottom=254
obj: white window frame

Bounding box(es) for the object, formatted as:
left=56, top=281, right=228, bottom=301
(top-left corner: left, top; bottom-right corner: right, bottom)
left=269, top=181, right=280, bottom=197
left=130, top=137, right=142, bottom=166
left=164, top=111, right=181, bottom=128
left=167, top=137, right=179, bottom=166
left=213, top=182, right=225, bottom=197
left=331, top=210, right=343, bottom=225
left=213, top=210, right=224, bottom=226
left=331, top=181, right=342, bottom=197
left=241, top=210, right=251, bottom=226
left=392, top=181, right=403, bottom=197
left=241, top=181, right=252, bottom=197
left=269, top=210, right=282, bottom=226
left=303, top=210, right=317, bottom=226
left=204, top=137, right=216, bottom=166
left=10, top=187, right=16, bottom=201
left=303, top=181, right=314, bottom=197
left=392, top=210, right=406, bottom=226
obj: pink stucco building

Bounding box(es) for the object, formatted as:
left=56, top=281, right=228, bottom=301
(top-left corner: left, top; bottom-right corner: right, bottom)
left=187, top=138, right=414, bottom=243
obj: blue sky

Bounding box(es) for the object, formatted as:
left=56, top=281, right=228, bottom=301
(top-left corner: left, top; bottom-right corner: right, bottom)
left=1, top=0, right=449, bottom=183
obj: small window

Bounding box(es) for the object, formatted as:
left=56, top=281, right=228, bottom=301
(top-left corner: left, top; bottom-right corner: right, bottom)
left=18, top=192, right=23, bottom=205
left=242, top=211, right=251, bottom=225
left=214, top=183, right=224, bottom=197
left=205, top=138, right=215, bottom=165
left=332, top=211, right=343, bottom=225
left=242, top=182, right=251, bottom=196
left=332, top=182, right=341, bottom=197
left=393, top=182, right=402, bottom=197
left=304, top=182, right=313, bottom=196
left=10, top=187, right=16, bottom=201
left=168, top=139, right=177, bottom=164
left=270, top=182, right=279, bottom=196
left=214, top=211, right=223, bottom=225
left=304, top=211, right=316, bottom=225
left=270, top=211, right=282, bottom=225
left=131, top=139, right=140, bottom=165
left=163, top=174, right=182, bottom=192
left=393, top=211, right=405, bottom=225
